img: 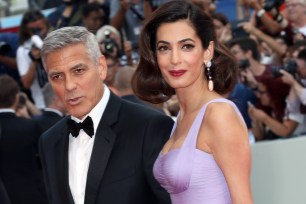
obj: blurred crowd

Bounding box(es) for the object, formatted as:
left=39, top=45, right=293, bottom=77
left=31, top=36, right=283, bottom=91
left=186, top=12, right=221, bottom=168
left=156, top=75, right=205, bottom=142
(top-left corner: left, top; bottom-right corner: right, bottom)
left=1, top=0, right=306, bottom=201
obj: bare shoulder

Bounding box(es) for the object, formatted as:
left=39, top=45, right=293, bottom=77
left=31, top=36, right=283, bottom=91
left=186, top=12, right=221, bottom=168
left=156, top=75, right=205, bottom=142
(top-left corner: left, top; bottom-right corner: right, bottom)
left=200, top=101, right=248, bottom=150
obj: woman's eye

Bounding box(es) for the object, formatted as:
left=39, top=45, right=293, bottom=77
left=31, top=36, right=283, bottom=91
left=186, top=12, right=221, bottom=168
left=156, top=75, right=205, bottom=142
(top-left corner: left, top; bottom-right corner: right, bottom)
left=157, top=45, right=169, bottom=52
left=182, top=44, right=195, bottom=50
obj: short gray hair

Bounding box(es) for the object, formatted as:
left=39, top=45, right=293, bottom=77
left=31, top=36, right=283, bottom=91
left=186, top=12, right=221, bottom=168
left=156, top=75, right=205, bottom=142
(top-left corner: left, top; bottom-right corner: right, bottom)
left=42, top=83, right=55, bottom=106
left=41, top=26, right=101, bottom=68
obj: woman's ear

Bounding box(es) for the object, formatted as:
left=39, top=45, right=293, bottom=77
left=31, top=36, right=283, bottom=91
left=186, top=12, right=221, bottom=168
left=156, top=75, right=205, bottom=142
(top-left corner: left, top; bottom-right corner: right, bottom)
left=203, top=41, right=214, bottom=64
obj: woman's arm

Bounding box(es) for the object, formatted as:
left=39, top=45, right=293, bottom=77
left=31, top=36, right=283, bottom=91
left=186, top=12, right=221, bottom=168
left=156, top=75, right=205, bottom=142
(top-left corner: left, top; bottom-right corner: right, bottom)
left=199, top=102, right=253, bottom=204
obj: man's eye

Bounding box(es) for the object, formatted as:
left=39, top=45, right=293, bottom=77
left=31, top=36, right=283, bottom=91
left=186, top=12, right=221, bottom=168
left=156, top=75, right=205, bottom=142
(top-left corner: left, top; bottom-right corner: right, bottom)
left=74, top=68, right=84, bottom=74
left=51, top=74, right=62, bottom=80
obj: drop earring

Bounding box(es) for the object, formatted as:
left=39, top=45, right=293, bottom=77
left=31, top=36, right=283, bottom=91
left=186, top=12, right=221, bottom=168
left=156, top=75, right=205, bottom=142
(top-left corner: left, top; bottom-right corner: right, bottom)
left=205, top=61, right=214, bottom=91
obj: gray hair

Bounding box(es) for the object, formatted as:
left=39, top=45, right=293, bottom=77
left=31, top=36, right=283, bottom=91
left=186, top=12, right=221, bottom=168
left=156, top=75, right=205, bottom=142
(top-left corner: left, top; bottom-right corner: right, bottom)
left=41, top=26, right=101, bottom=68
left=42, top=83, right=55, bottom=106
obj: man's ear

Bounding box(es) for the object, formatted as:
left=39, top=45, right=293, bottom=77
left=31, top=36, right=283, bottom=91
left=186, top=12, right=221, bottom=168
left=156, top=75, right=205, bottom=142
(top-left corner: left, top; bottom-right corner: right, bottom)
left=98, top=55, right=107, bottom=81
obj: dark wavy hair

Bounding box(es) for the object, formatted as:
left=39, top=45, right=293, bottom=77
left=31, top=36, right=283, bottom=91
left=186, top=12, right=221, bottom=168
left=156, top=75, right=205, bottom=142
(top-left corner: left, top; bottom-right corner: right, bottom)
left=260, top=76, right=290, bottom=121
left=18, top=10, right=47, bottom=45
left=132, top=0, right=238, bottom=103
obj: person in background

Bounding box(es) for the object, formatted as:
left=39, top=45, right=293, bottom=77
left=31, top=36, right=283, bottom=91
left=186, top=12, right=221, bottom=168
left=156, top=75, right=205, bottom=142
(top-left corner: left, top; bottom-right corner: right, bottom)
left=16, top=92, right=42, bottom=118
left=211, top=13, right=233, bottom=44
left=82, top=2, right=109, bottom=34
left=248, top=76, right=306, bottom=140
left=96, top=25, right=139, bottom=66
left=102, top=52, right=120, bottom=91
left=17, top=10, right=50, bottom=109
left=39, top=26, right=173, bottom=204
left=0, top=32, right=20, bottom=84
left=0, top=75, right=48, bottom=204
left=281, top=48, right=306, bottom=106
left=110, top=0, right=154, bottom=49
left=132, top=1, right=253, bottom=203
left=35, top=83, right=66, bottom=132
left=47, top=0, right=88, bottom=29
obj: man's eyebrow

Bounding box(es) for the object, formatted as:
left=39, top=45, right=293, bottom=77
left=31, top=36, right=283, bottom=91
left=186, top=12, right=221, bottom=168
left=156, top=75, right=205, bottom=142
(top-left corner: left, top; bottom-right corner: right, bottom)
left=71, top=63, right=87, bottom=70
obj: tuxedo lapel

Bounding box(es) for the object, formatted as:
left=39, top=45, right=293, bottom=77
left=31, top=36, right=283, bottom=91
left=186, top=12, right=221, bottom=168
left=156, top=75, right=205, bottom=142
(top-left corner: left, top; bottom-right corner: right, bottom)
left=53, top=119, right=74, bottom=204
left=84, top=93, right=121, bottom=204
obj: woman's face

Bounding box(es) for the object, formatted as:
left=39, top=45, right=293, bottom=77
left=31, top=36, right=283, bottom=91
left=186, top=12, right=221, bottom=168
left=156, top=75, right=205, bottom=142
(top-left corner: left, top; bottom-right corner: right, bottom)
left=256, top=83, right=270, bottom=107
left=155, top=20, right=213, bottom=91
left=213, top=18, right=225, bottom=40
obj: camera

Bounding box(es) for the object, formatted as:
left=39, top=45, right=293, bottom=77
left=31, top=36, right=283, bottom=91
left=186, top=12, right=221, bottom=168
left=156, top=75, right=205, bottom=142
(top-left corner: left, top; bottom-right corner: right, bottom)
left=263, top=0, right=284, bottom=11
left=238, top=59, right=250, bottom=70
left=100, top=30, right=119, bottom=54
left=0, top=41, right=11, bottom=55
left=31, top=35, right=43, bottom=49
left=272, top=59, right=297, bottom=78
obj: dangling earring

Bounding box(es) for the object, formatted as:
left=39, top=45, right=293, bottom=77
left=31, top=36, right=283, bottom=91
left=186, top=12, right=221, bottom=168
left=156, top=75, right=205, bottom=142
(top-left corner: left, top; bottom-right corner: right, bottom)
left=205, top=61, right=214, bottom=91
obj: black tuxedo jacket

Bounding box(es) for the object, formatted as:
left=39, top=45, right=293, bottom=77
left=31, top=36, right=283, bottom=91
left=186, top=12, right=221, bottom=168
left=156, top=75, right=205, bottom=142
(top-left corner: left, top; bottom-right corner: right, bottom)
left=0, top=112, right=48, bottom=204
left=35, top=110, right=63, bottom=133
left=39, top=93, right=174, bottom=204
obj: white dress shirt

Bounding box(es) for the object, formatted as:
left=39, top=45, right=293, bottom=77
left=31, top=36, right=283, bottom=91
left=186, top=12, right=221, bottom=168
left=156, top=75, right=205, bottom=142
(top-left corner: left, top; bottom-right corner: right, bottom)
left=69, top=86, right=110, bottom=204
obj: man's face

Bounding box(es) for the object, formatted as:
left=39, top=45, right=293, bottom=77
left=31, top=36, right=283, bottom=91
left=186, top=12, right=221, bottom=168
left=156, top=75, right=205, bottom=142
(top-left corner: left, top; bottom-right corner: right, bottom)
left=286, top=0, right=306, bottom=23
left=230, top=44, right=247, bottom=62
left=44, top=43, right=107, bottom=119
left=27, top=18, right=49, bottom=39
left=296, top=58, right=306, bottom=78
left=105, top=57, right=119, bottom=86
left=83, top=9, right=105, bottom=34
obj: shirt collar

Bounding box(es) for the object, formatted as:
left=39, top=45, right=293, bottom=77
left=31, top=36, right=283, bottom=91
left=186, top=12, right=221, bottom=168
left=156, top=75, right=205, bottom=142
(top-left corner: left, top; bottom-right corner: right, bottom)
left=70, top=85, right=110, bottom=135
left=0, top=108, right=15, bottom=113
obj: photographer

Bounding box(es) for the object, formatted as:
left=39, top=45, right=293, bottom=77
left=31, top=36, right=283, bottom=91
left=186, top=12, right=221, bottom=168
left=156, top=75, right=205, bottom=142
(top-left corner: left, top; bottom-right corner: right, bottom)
left=110, top=0, right=166, bottom=49
left=17, top=10, right=50, bottom=109
left=281, top=48, right=306, bottom=106
left=96, top=25, right=139, bottom=66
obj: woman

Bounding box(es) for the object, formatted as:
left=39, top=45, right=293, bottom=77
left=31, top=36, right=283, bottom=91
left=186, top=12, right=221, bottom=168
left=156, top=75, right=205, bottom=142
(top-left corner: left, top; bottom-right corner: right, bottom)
left=249, top=77, right=305, bottom=140
left=132, top=1, right=253, bottom=203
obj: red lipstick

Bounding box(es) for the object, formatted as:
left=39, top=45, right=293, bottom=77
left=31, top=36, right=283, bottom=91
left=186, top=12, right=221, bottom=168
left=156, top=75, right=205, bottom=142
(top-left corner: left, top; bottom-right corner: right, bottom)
left=169, top=70, right=186, bottom=77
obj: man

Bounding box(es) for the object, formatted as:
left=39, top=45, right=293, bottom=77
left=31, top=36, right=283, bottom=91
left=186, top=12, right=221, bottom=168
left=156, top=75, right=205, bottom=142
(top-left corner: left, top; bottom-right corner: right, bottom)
left=110, top=0, right=170, bottom=49
left=282, top=48, right=306, bottom=106
left=39, top=26, right=173, bottom=204
left=0, top=75, right=48, bottom=204
left=17, top=10, right=50, bottom=109
left=286, top=0, right=306, bottom=36
left=35, top=83, right=66, bottom=132
left=82, top=2, right=108, bottom=34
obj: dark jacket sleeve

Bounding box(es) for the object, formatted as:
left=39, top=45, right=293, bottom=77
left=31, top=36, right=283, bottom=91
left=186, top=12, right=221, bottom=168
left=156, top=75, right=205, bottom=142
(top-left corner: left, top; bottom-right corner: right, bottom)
left=142, top=114, right=173, bottom=204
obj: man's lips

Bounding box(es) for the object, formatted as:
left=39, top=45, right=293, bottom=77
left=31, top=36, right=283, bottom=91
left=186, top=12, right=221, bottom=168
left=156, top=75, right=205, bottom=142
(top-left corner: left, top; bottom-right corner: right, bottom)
left=169, top=70, right=186, bottom=77
left=67, top=97, right=82, bottom=105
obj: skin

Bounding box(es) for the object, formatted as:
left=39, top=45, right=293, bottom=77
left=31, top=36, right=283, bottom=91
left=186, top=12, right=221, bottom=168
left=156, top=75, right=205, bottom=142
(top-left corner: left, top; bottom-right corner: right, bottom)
left=83, top=9, right=105, bottom=34
left=105, top=57, right=119, bottom=86
left=27, top=18, right=49, bottom=39
left=156, top=20, right=253, bottom=204
left=248, top=83, right=298, bottom=138
left=44, top=43, right=107, bottom=120
left=286, top=0, right=306, bottom=27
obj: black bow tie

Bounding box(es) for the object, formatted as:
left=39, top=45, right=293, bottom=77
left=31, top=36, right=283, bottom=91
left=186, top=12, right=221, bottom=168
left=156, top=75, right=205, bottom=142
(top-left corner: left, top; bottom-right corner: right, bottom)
left=67, top=116, right=94, bottom=137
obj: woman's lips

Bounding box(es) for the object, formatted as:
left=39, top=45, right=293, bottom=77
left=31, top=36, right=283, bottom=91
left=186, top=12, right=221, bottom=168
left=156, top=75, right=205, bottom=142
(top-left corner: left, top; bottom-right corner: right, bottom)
left=169, top=70, right=186, bottom=77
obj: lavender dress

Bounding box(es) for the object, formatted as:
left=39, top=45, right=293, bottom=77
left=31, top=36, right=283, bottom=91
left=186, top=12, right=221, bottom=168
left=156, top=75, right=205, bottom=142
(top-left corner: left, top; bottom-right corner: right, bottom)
left=153, top=98, right=242, bottom=204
